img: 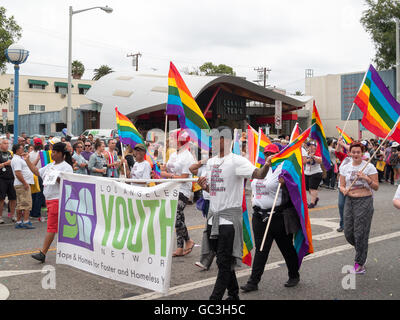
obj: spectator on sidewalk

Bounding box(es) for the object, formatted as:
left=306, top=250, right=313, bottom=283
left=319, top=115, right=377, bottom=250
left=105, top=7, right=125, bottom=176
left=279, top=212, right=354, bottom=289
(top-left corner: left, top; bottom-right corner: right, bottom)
left=11, top=144, right=35, bottom=229
left=0, top=139, right=16, bottom=224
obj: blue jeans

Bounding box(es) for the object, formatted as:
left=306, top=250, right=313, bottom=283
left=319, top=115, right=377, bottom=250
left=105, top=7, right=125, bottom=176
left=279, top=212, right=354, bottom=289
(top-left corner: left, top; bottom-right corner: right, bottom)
left=338, top=191, right=345, bottom=229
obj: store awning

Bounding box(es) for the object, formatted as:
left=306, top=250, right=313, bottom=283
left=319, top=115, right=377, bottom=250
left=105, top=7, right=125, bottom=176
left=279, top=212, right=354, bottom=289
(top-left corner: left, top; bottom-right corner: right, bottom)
left=28, top=79, right=49, bottom=86
left=54, top=82, right=74, bottom=88
left=78, top=84, right=91, bottom=89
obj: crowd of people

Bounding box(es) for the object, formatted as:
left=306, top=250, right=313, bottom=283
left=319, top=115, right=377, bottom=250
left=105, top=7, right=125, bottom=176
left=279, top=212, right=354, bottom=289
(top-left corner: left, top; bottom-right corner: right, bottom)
left=2, top=127, right=400, bottom=300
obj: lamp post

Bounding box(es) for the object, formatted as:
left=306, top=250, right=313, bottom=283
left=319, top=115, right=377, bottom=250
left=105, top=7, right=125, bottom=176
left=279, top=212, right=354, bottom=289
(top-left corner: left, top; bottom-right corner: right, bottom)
left=4, top=44, right=29, bottom=145
left=67, top=5, right=113, bottom=136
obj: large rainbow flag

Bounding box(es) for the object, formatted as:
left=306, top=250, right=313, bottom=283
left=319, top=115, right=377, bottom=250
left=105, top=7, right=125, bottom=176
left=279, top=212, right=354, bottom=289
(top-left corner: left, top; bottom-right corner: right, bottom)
left=232, top=130, right=253, bottom=266
left=40, top=150, right=53, bottom=167
left=166, top=62, right=210, bottom=150
left=247, top=125, right=258, bottom=165
left=336, top=126, right=353, bottom=145
left=115, top=107, right=161, bottom=178
left=311, top=102, right=331, bottom=170
left=270, top=126, right=314, bottom=267
left=354, top=64, right=400, bottom=142
left=255, top=128, right=271, bottom=168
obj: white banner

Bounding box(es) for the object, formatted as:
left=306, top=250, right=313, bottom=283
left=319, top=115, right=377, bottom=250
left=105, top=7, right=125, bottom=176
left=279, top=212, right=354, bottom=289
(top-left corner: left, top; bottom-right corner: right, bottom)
left=56, top=172, right=180, bottom=294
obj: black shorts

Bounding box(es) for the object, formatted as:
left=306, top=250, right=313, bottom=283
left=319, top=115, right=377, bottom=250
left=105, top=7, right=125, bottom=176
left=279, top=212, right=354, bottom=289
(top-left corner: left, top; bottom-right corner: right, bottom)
left=305, top=172, right=322, bottom=191
left=0, top=178, right=16, bottom=201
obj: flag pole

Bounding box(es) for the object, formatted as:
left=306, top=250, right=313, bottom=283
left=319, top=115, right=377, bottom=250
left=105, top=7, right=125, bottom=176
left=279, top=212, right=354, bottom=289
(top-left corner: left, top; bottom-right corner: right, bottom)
left=340, top=67, right=369, bottom=141
left=346, top=116, right=400, bottom=191
left=120, top=143, right=128, bottom=179
left=260, top=182, right=282, bottom=252
left=163, top=114, right=168, bottom=164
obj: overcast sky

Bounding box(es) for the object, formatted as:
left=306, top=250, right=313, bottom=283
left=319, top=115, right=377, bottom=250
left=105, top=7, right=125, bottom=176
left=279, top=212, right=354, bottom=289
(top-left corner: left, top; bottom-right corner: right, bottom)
left=3, top=0, right=375, bottom=94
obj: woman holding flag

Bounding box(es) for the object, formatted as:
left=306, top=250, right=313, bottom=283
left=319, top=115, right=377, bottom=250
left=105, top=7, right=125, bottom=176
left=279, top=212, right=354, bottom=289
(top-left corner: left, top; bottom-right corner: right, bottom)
left=340, top=141, right=379, bottom=274
left=241, top=144, right=301, bottom=293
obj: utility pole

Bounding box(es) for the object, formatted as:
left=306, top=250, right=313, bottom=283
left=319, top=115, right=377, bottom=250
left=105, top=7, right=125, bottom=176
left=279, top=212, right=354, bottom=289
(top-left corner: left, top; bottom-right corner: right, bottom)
left=127, top=52, right=142, bottom=71
left=254, top=67, right=271, bottom=88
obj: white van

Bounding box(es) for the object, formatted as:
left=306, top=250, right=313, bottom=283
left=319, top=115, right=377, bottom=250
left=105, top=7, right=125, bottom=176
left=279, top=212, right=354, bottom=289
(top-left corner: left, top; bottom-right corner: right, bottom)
left=80, top=129, right=118, bottom=139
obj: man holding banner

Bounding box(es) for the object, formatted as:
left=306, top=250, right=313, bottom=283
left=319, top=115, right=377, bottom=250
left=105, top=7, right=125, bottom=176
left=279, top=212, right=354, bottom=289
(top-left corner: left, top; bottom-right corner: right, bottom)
left=198, top=126, right=270, bottom=300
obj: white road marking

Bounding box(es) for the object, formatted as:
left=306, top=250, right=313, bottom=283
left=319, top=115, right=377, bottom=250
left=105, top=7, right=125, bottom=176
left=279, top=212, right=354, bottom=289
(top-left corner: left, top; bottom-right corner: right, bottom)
left=0, top=270, right=44, bottom=278
left=124, top=230, right=400, bottom=300
left=311, top=218, right=344, bottom=241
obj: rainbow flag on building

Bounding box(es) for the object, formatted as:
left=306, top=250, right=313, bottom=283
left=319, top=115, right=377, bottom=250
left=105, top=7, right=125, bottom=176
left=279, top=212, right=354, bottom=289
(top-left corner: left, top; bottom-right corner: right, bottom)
left=232, top=131, right=253, bottom=266
left=354, top=64, right=400, bottom=142
left=255, top=128, right=271, bottom=168
left=39, top=150, right=53, bottom=167
left=311, top=102, right=331, bottom=170
left=336, top=126, right=353, bottom=145
left=166, top=62, right=210, bottom=150
left=115, top=107, right=161, bottom=178
left=271, top=126, right=314, bottom=267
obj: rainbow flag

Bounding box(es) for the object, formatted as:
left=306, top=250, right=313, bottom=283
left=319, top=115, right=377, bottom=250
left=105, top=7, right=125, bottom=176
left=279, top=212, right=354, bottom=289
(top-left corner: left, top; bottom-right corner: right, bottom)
left=336, top=126, right=353, bottom=145
left=354, top=64, right=400, bottom=142
left=311, top=102, right=331, bottom=170
left=290, top=123, right=300, bottom=143
left=115, top=107, right=161, bottom=178
left=271, top=126, right=314, bottom=267
left=255, top=128, right=271, bottom=168
left=166, top=62, right=210, bottom=150
left=232, top=133, right=253, bottom=266
left=247, top=125, right=258, bottom=165
left=40, top=150, right=53, bottom=167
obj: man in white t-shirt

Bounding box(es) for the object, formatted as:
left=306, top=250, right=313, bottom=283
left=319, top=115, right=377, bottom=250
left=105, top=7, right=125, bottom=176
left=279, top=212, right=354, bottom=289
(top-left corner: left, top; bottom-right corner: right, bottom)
left=11, top=144, right=35, bottom=229
left=128, top=144, right=152, bottom=186
left=197, top=126, right=271, bottom=300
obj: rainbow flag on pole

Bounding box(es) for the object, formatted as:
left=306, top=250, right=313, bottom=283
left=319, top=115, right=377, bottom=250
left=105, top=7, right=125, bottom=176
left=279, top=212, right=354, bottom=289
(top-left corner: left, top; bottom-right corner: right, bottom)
left=115, top=107, right=161, bottom=178
left=354, top=64, right=400, bottom=142
left=255, top=128, right=271, bottom=168
left=271, top=126, right=314, bottom=267
left=290, top=123, right=300, bottom=143
left=40, top=150, right=53, bottom=167
left=247, top=125, right=258, bottom=165
left=311, top=101, right=331, bottom=170
left=166, top=62, right=210, bottom=150
left=336, top=126, right=353, bottom=145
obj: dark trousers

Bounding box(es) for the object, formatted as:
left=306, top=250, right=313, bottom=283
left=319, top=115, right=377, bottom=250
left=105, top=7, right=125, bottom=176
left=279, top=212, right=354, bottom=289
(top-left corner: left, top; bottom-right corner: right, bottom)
left=30, top=176, right=45, bottom=218
left=207, top=224, right=238, bottom=300
left=385, top=165, right=394, bottom=184
left=323, top=168, right=336, bottom=188
left=248, top=211, right=299, bottom=285
left=377, top=170, right=384, bottom=183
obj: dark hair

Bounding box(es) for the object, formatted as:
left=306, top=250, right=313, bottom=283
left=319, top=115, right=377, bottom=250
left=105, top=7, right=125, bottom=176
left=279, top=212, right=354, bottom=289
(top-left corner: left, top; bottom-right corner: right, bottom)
left=73, top=142, right=83, bottom=151
left=349, top=141, right=364, bottom=152
left=52, top=142, right=73, bottom=166
left=34, top=144, right=43, bottom=152
left=12, top=144, right=23, bottom=154
left=94, top=138, right=103, bottom=150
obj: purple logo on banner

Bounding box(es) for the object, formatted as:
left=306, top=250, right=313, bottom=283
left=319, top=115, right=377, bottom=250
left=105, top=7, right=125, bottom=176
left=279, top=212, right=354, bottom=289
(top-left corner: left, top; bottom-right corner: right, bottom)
left=58, top=181, right=97, bottom=251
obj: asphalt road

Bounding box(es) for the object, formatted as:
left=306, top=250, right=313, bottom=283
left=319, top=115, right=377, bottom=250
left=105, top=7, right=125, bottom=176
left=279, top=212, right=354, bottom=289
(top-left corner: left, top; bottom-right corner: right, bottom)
left=1, top=182, right=400, bottom=301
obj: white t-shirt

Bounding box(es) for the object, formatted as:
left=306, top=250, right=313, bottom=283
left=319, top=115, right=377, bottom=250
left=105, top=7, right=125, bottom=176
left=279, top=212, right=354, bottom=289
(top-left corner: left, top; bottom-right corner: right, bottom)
left=394, top=185, right=400, bottom=200
left=166, top=148, right=195, bottom=198
left=251, top=164, right=283, bottom=209
left=39, top=161, right=73, bottom=200
left=304, top=154, right=323, bottom=176
left=130, top=160, right=152, bottom=186
left=205, top=152, right=256, bottom=213
left=11, top=155, right=34, bottom=186
left=198, top=166, right=210, bottom=200
left=29, top=150, right=42, bottom=169
left=339, top=160, right=377, bottom=191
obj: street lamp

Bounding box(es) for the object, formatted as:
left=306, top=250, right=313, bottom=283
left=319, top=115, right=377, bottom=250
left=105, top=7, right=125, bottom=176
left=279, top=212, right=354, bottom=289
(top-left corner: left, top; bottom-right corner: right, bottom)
left=4, top=44, right=29, bottom=145
left=67, top=5, right=113, bottom=136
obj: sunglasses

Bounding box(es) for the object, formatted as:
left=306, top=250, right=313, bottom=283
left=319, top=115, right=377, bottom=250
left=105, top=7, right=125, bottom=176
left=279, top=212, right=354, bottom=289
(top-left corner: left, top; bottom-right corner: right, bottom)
left=85, top=145, right=91, bottom=147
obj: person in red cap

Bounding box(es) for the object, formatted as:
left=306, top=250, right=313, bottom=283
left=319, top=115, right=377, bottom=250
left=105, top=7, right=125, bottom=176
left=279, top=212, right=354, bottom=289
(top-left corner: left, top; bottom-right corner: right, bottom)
left=241, top=143, right=302, bottom=293
left=161, top=129, right=196, bottom=257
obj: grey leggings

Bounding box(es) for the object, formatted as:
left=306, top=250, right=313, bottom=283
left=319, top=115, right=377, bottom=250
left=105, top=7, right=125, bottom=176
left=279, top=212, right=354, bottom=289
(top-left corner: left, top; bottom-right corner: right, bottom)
left=343, top=195, right=374, bottom=266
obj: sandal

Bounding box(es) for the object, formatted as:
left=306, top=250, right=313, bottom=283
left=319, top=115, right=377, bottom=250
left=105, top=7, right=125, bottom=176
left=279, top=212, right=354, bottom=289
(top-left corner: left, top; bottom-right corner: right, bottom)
left=172, top=250, right=184, bottom=257
left=183, top=243, right=195, bottom=256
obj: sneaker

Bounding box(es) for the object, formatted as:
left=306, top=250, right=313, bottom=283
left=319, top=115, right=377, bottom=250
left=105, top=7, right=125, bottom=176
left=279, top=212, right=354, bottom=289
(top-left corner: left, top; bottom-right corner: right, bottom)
left=21, top=221, right=35, bottom=229
left=15, top=222, right=24, bottom=229
left=353, top=263, right=366, bottom=274
left=284, top=277, right=300, bottom=287
left=337, top=227, right=344, bottom=232
left=11, top=216, right=17, bottom=222
left=38, top=217, right=47, bottom=223
left=195, top=261, right=208, bottom=271
left=240, top=283, right=258, bottom=293
left=32, top=251, right=46, bottom=263
left=0, top=218, right=4, bottom=224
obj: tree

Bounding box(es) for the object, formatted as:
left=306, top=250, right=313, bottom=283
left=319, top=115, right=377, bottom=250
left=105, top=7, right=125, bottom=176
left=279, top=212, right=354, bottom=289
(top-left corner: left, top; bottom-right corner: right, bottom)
left=72, top=60, right=85, bottom=79
left=295, top=90, right=303, bottom=96
left=0, top=6, right=22, bottom=105
left=360, top=0, right=400, bottom=70
left=199, top=62, right=236, bottom=76
left=92, top=65, right=114, bottom=80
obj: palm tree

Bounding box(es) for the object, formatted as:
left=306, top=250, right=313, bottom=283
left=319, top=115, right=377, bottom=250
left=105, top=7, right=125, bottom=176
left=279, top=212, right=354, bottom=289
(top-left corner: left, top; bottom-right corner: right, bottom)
left=71, top=60, right=85, bottom=79
left=92, top=65, right=114, bottom=81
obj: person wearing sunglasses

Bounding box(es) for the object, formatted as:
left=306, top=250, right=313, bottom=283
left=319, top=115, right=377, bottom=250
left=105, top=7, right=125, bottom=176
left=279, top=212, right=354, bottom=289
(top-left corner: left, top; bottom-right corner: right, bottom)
left=72, top=142, right=88, bottom=175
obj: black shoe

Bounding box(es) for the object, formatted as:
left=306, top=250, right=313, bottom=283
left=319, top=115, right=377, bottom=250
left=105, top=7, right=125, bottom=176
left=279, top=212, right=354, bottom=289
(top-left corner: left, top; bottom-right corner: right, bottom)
left=284, top=277, right=300, bottom=287
left=226, top=295, right=240, bottom=300
left=240, top=283, right=258, bottom=292
left=32, top=251, right=46, bottom=263
left=337, top=227, right=344, bottom=232
left=308, top=203, right=315, bottom=209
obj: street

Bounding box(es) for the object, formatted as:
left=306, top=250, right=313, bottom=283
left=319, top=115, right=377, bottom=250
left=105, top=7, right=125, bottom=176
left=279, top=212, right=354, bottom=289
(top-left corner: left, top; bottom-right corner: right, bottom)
left=1, top=182, right=400, bottom=300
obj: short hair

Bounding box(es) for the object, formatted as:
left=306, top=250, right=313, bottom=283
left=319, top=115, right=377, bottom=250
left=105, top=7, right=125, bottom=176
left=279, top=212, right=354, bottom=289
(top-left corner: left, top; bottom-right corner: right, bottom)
left=12, top=144, right=23, bottom=154
left=349, top=141, right=364, bottom=152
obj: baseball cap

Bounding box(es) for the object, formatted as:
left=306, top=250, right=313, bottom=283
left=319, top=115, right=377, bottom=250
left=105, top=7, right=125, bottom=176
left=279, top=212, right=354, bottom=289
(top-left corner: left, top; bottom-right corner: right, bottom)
left=134, top=143, right=146, bottom=151
left=392, top=142, right=399, bottom=148
left=264, top=144, right=280, bottom=154
left=33, top=137, right=43, bottom=146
